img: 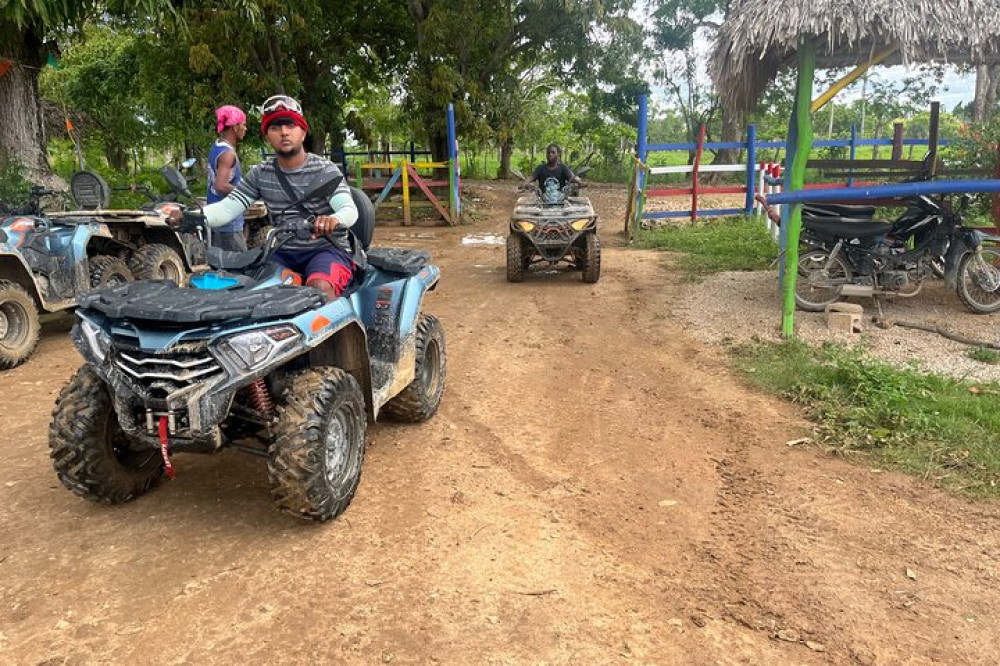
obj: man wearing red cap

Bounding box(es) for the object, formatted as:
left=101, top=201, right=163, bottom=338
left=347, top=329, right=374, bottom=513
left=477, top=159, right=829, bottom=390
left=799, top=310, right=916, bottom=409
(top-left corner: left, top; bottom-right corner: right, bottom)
left=175, top=95, right=359, bottom=301
left=207, top=105, right=248, bottom=251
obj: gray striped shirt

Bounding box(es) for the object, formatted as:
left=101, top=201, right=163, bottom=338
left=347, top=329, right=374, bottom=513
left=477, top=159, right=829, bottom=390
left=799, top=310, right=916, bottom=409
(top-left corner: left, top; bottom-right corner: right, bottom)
left=210, top=153, right=358, bottom=252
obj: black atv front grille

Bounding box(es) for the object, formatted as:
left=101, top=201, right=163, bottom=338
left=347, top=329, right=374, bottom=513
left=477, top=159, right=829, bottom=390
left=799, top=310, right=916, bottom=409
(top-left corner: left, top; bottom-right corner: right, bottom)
left=529, top=222, right=574, bottom=245
left=112, top=347, right=223, bottom=396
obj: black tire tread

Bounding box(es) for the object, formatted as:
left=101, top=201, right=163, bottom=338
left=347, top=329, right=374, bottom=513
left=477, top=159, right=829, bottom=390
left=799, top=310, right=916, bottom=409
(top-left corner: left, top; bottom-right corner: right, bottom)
left=506, top=233, right=525, bottom=282
left=0, top=279, right=40, bottom=370
left=49, top=366, right=163, bottom=502
left=89, top=255, right=134, bottom=288
left=957, top=249, right=1000, bottom=314
left=130, top=243, right=186, bottom=285
left=268, top=367, right=367, bottom=522
left=582, top=233, right=601, bottom=283
left=381, top=314, right=447, bottom=423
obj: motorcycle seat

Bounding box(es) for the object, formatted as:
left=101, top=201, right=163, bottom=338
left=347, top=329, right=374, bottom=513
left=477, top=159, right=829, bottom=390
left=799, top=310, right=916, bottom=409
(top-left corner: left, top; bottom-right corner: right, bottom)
left=803, top=203, right=876, bottom=219
left=803, top=218, right=891, bottom=238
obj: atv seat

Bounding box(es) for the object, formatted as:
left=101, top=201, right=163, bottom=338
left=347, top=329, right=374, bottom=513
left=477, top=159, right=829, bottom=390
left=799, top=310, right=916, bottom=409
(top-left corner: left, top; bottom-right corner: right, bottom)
left=79, top=280, right=326, bottom=323
left=206, top=246, right=264, bottom=271
left=367, top=248, right=430, bottom=275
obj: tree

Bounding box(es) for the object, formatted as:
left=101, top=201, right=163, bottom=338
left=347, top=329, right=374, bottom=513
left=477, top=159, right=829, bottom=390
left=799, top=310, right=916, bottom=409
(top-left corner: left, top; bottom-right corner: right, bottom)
left=41, top=26, right=148, bottom=172
left=0, top=1, right=175, bottom=177
left=405, top=0, right=644, bottom=175
left=649, top=0, right=741, bottom=164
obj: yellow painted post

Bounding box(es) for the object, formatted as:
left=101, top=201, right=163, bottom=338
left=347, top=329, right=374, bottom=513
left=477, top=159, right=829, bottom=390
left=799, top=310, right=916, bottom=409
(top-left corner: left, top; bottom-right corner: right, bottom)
left=401, top=159, right=411, bottom=226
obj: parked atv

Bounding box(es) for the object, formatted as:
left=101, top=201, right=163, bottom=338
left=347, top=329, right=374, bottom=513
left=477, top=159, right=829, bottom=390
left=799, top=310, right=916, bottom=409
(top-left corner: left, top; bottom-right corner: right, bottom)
left=0, top=165, right=207, bottom=369
left=49, top=174, right=446, bottom=523
left=507, top=170, right=599, bottom=283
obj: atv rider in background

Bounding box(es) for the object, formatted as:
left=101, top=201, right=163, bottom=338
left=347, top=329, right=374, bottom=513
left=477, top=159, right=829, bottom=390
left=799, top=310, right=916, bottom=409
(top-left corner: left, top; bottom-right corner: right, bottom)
left=523, top=144, right=583, bottom=196
left=170, top=95, right=358, bottom=301
left=207, top=104, right=249, bottom=252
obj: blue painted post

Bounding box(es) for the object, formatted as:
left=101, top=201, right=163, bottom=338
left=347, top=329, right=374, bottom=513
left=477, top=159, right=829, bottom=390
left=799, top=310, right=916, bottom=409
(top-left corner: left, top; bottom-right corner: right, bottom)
left=848, top=123, right=858, bottom=187
left=778, top=104, right=798, bottom=287
left=744, top=123, right=757, bottom=216
left=447, top=103, right=461, bottom=222
left=636, top=94, right=648, bottom=232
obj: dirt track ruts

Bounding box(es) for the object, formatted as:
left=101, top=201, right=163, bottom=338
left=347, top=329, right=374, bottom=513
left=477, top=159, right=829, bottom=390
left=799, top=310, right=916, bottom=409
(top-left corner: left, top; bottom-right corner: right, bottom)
left=1, top=181, right=998, bottom=665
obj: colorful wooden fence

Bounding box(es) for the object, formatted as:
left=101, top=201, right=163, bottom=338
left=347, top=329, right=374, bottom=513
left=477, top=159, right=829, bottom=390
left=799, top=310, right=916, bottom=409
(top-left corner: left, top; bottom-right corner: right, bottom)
left=353, top=104, right=462, bottom=226
left=357, top=158, right=458, bottom=225
left=625, top=94, right=958, bottom=242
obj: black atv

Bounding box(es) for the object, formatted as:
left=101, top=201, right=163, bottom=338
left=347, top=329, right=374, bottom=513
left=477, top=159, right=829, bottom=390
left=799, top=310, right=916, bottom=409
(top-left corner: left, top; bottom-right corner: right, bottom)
left=506, top=171, right=599, bottom=283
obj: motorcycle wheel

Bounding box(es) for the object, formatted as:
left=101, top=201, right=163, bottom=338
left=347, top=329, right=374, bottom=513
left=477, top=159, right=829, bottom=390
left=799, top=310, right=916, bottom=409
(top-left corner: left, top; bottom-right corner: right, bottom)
left=794, top=249, right=852, bottom=312
left=957, top=246, right=1000, bottom=314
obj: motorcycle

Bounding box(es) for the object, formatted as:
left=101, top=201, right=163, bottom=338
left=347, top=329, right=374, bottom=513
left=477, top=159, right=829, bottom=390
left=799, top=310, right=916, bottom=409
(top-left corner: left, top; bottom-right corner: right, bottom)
left=795, top=193, right=1000, bottom=314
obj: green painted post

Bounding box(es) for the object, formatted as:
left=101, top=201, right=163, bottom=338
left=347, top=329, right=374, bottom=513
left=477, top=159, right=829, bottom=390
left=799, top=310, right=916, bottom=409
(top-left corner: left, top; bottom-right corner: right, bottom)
left=355, top=161, right=363, bottom=191
left=781, top=43, right=816, bottom=338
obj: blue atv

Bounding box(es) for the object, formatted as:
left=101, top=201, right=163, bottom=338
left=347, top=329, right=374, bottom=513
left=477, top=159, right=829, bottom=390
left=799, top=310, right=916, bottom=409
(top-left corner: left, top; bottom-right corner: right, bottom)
left=48, top=174, right=446, bottom=522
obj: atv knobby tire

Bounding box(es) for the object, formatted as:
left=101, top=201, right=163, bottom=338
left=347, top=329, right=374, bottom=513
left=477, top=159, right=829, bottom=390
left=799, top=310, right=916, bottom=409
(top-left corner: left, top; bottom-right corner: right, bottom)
left=90, top=255, right=134, bottom=288
left=506, top=233, right=526, bottom=282
left=269, top=367, right=367, bottom=522
left=382, top=314, right=446, bottom=423
left=0, top=280, right=40, bottom=369
left=130, top=243, right=186, bottom=285
left=581, top=233, right=601, bottom=283
left=50, top=366, right=164, bottom=502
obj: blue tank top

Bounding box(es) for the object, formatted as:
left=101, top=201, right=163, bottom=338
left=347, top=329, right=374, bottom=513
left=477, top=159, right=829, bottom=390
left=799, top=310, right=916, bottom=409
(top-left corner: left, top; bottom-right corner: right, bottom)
left=207, top=140, right=244, bottom=232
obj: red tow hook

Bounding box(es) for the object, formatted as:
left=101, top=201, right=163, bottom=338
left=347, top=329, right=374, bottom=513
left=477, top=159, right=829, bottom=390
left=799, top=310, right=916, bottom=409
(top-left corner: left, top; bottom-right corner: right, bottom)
left=157, top=416, right=176, bottom=479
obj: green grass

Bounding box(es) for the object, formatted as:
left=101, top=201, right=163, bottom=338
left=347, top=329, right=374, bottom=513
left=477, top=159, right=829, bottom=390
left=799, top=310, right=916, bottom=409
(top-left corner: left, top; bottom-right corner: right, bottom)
left=635, top=216, right=778, bottom=278
left=733, top=339, right=1000, bottom=497
left=968, top=347, right=1000, bottom=365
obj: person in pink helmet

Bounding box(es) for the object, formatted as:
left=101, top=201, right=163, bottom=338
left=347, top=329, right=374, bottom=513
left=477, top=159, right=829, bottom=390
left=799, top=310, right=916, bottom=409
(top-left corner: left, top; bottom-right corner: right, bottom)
left=207, top=105, right=248, bottom=251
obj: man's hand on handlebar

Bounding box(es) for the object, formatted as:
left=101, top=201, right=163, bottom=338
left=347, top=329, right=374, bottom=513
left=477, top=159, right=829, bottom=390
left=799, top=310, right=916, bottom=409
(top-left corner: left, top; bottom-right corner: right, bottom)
left=313, top=215, right=340, bottom=237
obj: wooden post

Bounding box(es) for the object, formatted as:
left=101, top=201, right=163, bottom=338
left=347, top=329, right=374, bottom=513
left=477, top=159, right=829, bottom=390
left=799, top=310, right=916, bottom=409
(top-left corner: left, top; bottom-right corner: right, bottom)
left=891, top=122, right=904, bottom=161
left=782, top=43, right=816, bottom=338
left=401, top=159, right=411, bottom=226
left=928, top=101, right=940, bottom=177
left=691, top=123, right=706, bottom=222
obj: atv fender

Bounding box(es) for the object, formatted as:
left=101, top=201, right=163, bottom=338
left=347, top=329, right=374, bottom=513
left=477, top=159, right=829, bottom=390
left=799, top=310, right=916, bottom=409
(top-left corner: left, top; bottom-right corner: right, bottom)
left=0, top=251, right=48, bottom=310
left=306, top=319, right=375, bottom=420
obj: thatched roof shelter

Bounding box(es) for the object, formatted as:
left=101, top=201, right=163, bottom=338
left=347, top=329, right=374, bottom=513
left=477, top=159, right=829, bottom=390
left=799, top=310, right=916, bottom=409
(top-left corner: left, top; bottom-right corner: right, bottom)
left=712, top=0, right=1000, bottom=114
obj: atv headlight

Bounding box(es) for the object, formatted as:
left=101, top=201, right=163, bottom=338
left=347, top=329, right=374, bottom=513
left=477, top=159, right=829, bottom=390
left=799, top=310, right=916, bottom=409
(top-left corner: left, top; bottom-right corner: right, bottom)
left=214, top=325, right=302, bottom=372
left=78, top=318, right=111, bottom=362
left=571, top=218, right=592, bottom=231
left=516, top=220, right=535, bottom=232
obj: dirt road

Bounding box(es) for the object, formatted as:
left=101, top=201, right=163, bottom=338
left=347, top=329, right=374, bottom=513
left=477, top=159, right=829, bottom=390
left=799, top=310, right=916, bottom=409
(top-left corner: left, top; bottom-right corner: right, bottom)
left=2, top=182, right=999, bottom=665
